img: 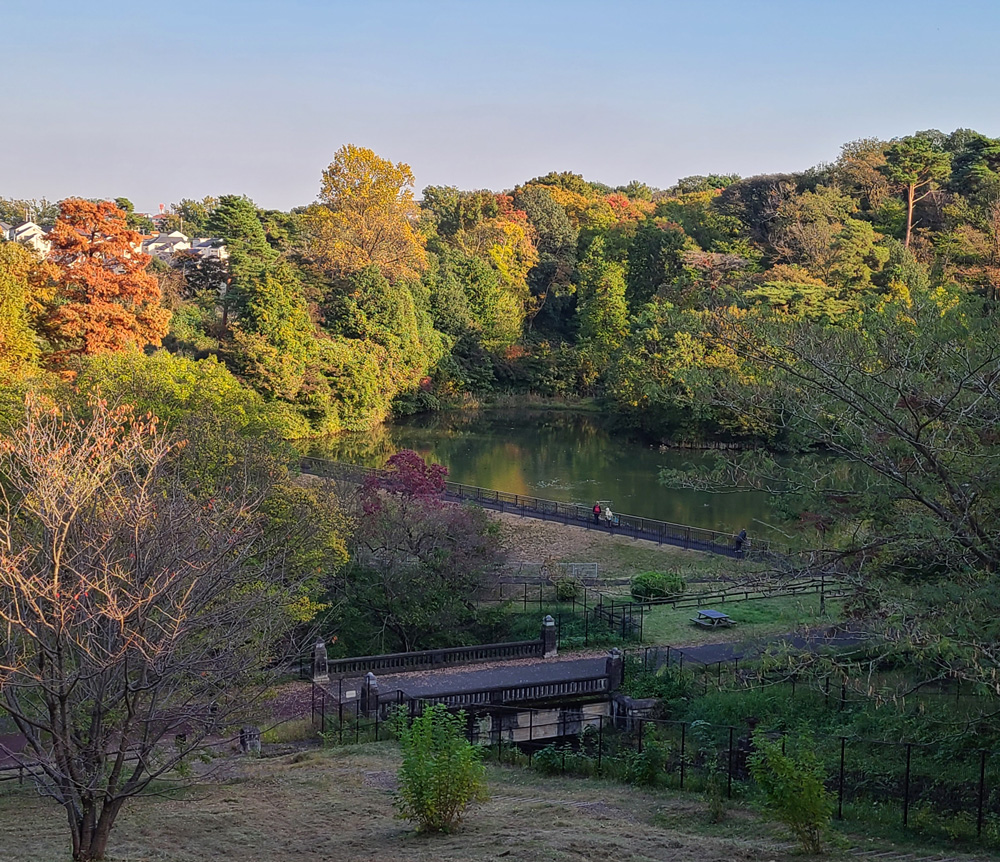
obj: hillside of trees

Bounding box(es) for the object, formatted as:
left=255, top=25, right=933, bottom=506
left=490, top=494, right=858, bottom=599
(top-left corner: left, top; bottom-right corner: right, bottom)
left=2, top=130, right=1000, bottom=443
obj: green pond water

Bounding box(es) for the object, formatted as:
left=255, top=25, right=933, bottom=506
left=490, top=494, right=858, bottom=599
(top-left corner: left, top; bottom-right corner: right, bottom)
left=309, top=409, right=777, bottom=538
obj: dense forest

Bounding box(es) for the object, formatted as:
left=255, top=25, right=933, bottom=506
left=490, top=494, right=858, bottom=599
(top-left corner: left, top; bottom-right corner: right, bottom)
left=4, top=128, right=999, bottom=445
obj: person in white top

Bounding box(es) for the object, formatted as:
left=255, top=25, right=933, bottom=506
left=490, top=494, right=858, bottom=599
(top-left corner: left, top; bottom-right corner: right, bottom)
left=604, top=506, right=613, bottom=526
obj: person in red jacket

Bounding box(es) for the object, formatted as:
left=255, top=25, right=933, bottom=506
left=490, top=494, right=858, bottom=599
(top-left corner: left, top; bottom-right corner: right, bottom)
left=593, top=502, right=601, bottom=525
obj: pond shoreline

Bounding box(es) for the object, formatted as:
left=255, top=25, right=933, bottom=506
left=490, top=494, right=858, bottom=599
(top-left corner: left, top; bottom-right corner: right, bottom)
left=306, top=406, right=778, bottom=539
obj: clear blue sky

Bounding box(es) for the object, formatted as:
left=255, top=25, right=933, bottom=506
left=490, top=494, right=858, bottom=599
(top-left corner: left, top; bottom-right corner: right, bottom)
left=2, top=0, right=998, bottom=213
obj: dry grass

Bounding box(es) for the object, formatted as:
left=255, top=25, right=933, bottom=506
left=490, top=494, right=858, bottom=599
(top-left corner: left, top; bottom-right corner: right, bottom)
left=0, top=743, right=804, bottom=862
left=492, top=513, right=728, bottom=580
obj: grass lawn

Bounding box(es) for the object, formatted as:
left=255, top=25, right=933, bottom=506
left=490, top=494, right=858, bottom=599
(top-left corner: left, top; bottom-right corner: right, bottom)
left=640, top=595, right=844, bottom=646
left=0, top=743, right=804, bottom=862
left=492, top=512, right=760, bottom=582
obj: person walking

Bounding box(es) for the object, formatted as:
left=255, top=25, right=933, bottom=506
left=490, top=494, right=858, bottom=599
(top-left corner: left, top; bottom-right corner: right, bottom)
left=604, top=505, right=614, bottom=527
left=734, top=528, right=747, bottom=557
left=593, top=502, right=602, bottom=525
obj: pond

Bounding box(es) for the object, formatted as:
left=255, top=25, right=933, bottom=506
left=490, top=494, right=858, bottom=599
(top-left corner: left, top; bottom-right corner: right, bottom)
left=308, top=409, right=778, bottom=538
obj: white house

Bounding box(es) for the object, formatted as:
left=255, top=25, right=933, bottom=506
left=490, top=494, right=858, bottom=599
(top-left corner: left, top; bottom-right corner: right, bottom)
left=8, top=222, right=51, bottom=256
left=188, top=237, right=229, bottom=261
left=141, top=231, right=228, bottom=263
left=141, top=230, right=192, bottom=260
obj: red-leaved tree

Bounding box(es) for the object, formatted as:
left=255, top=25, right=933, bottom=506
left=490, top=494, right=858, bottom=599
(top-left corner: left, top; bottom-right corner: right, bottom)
left=43, top=199, right=170, bottom=367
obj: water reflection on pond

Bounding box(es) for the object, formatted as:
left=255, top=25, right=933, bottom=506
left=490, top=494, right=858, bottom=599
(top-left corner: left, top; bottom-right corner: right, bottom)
left=308, top=409, right=775, bottom=537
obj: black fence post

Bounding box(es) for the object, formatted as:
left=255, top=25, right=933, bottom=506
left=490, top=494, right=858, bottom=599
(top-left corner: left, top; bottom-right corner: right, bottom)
left=584, top=589, right=589, bottom=646
left=903, top=743, right=912, bottom=827
left=597, top=715, right=603, bottom=773
left=680, top=723, right=686, bottom=789
left=638, top=719, right=644, bottom=754
left=978, top=749, right=987, bottom=837
left=727, top=726, right=734, bottom=798
left=523, top=582, right=527, bottom=611
left=838, top=737, right=846, bottom=819
left=528, top=710, right=534, bottom=765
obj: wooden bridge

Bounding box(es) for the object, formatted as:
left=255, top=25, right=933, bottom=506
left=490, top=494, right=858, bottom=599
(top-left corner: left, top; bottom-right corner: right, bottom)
left=299, top=457, right=789, bottom=560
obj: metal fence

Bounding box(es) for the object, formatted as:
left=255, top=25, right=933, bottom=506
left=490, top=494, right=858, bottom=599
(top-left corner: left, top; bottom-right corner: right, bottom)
left=299, top=457, right=787, bottom=560
left=308, top=680, right=1000, bottom=845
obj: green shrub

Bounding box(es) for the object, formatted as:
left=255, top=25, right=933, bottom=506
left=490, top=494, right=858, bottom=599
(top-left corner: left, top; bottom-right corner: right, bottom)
left=630, top=571, right=685, bottom=602
left=533, top=743, right=570, bottom=776
left=622, top=661, right=692, bottom=702
left=554, top=576, right=581, bottom=602
left=621, top=739, right=671, bottom=787
left=395, top=705, right=488, bottom=833
left=748, top=732, right=833, bottom=853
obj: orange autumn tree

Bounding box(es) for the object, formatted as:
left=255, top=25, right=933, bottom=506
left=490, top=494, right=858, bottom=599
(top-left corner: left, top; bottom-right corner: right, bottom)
left=43, top=199, right=169, bottom=366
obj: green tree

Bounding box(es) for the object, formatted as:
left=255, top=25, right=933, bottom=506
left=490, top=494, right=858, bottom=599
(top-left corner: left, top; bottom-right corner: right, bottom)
left=880, top=136, right=952, bottom=247
left=171, top=196, right=219, bottom=235
left=395, top=704, right=488, bottom=833
left=334, top=452, right=507, bottom=652
left=749, top=733, right=833, bottom=853
left=835, top=138, right=890, bottom=211
left=113, top=197, right=154, bottom=233
left=625, top=219, right=688, bottom=309
left=577, top=237, right=628, bottom=356
left=666, top=292, right=1000, bottom=687
left=0, top=242, right=43, bottom=377
left=207, top=195, right=318, bottom=404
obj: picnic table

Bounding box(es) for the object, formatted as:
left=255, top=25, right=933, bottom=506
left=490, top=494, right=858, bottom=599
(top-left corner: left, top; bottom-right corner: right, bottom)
left=690, top=609, right=736, bottom=629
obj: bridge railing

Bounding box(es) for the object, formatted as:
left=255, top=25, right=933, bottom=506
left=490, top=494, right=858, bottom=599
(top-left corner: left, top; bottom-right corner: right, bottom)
left=324, top=639, right=545, bottom=678
left=298, top=456, right=789, bottom=559
left=379, top=674, right=611, bottom=710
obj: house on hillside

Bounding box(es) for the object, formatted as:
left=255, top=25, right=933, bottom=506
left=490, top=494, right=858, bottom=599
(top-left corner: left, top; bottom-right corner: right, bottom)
left=141, top=231, right=191, bottom=260
left=188, top=237, right=229, bottom=261
left=142, top=231, right=228, bottom=262
left=0, top=221, right=12, bottom=240
left=8, top=221, right=51, bottom=256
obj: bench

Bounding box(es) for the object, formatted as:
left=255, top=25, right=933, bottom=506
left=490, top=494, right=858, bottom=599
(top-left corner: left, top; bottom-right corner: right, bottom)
left=690, top=609, right=736, bottom=628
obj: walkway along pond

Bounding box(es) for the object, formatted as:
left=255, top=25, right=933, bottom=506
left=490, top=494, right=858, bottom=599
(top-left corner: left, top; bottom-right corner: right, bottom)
left=299, top=456, right=790, bottom=559
left=306, top=408, right=779, bottom=539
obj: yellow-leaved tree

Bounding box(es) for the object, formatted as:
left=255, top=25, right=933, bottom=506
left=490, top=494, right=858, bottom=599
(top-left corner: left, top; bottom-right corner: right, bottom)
left=308, top=144, right=427, bottom=281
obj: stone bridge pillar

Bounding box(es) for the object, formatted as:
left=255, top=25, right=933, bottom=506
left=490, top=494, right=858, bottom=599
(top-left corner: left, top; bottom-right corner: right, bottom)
left=360, top=672, right=379, bottom=716
left=313, top=639, right=329, bottom=683
left=542, top=615, right=558, bottom=658
left=606, top=648, right=623, bottom=691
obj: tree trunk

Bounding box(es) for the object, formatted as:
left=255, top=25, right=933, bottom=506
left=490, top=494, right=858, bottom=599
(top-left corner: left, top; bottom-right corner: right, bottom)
left=904, top=182, right=916, bottom=248
left=68, top=797, right=123, bottom=861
